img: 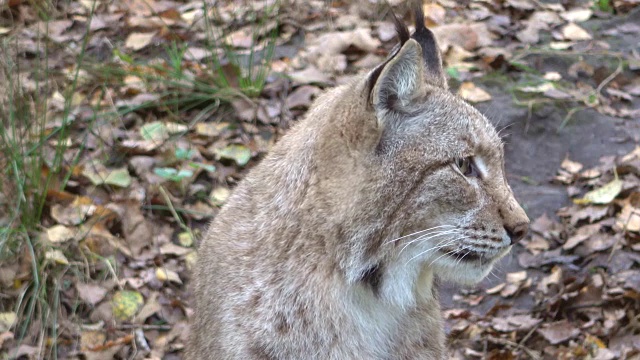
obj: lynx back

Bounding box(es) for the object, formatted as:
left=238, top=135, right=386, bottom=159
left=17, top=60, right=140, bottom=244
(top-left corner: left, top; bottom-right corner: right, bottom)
left=190, top=7, right=529, bottom=360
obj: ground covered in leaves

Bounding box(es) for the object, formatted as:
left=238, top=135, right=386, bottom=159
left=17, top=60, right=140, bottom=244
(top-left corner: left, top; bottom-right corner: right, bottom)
left=1, top=0, right=640, bottom=359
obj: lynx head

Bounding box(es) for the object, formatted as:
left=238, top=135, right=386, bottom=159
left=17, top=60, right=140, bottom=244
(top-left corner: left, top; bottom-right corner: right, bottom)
left=304, top=7, right=529, bottom=301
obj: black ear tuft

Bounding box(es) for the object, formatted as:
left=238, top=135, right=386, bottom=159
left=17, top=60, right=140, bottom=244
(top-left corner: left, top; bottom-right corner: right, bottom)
left=366, top=10, right=411, bottom=103
left=392, top=10, right=410, bottom=46
left=410, top=3, right=447, bottom=88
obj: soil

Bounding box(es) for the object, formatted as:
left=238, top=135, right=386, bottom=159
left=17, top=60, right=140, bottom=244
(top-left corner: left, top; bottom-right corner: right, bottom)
left=439, top=7, right=640, bottom=313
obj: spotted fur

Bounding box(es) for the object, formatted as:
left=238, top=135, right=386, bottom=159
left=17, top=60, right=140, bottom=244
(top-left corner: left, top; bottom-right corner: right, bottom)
left=189, top=7, right=529, bottom=360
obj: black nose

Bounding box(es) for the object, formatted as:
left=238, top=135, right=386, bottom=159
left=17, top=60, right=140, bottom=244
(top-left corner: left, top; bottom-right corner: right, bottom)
left=505, top=223, right=528, bottom=244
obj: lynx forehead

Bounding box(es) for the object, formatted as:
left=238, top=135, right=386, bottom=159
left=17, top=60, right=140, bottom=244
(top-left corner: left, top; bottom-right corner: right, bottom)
left=190, top=6, right=529, bottom=360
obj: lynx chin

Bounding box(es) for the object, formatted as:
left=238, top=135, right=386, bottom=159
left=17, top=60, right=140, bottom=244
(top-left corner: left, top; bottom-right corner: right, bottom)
left=189, top=7, right=529, bottom=360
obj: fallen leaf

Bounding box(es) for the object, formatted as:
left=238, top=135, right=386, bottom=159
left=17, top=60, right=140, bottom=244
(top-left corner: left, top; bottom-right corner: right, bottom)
left=458, top=82, right=492, bottom=102
left=506, top=271, right=527, bottom=283
left=125, top=32, right=156, bottom=51
left=155, top=267, right=182, bottom=284
left=288, top=66, right=332, bottom=85
left=76, top=282, right=108, bottom=306
left=178, top=231, right=194, bottom=247
left=160, top=242, right=192, bottom=256
left=422, top=3, right=446, bottom=26
left=112, top=290, right=144, bottom=321
left=432, top=23, right=493, bottom=51
left=0, top=312, right=16, bottom=332
left=518, top=82, right=555, bottom=93
left=562, top=23, right=592, bottom=41
left=563, top=223, right=600, bottom=250
left=82, top=161, right=132, bottom=188
left=195, top=122, right=229, bottom=138
left=561, top=157, right=584, bottom=174
left=616, top=201, right=640, bottom=232
left=537, top=266, right=562, bottom=294
left=51, top=197, right=96, bottom=226
left=286, top=85, right=320, bottom=109
left=492, top=314, right=541, bottom=332
left=543, top=72, right=562, bottom=81
left=46, top=225, right=76, bottom=243
left=139, top=121, right=169, bottom=141
left=214, top=144, right=252, bottom=166
left=133, top=293, right=162, bottom=325
left=225, top=28, right=253, bottom=48
left=210, top=187, right=231, bottom=206
left=537, top=320, right=580, bottom=344
left=80, top=330, right=106, bottom=350
left=560, top=9, right=593, bottom=22
left=574, top=175, right=622, bottom=205
left=45, top=250, right=69, bottom=265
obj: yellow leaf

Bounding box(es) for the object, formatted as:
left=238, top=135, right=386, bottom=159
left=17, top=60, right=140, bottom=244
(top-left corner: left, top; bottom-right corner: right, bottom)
left=457, top=82, right=492, bottom=103
left=574, top=173, right=622, bottom=205
left=45, top=250, right=69, bottom=265
left=0, top=312, right=16, bottom=332
left=112, top=291, right=144, bottom=321
left=155, top=268, right=182, bottom=284
left=46, top=225, right=76, bottom=243
left=125, top=32, right=156, bottom=51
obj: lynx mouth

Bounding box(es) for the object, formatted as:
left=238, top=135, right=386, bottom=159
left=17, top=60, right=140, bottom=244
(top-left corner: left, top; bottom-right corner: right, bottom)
left=445, top=247, right=509, bottom=264
left=448, top=249, right=483, bottom=262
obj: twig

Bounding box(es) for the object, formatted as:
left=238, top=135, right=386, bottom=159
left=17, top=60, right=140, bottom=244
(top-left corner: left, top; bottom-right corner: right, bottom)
left=518, top=323, right=541, bottom=347
left=595, top=57, right=623, bottom=95
left=566, top=302, right=606, bottom=311
left=558, top=107, right=581, bottom=132
left=158, top=186, right=195, bottom=241
left=117, top=324, right=173, bottom=331
left=487, top=336, right=541, bottom=360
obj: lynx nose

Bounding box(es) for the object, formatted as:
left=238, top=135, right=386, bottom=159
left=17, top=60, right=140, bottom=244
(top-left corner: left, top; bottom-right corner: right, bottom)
left=505, top=223, right=528, bottom=245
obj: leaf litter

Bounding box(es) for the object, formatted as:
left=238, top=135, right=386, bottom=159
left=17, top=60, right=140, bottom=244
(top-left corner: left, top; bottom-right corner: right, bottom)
left=1, top=0, right=640, bottom=359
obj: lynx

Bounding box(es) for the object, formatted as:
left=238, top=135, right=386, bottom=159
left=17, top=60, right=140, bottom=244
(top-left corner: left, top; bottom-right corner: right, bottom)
left=189, top=7, right=529, bottom=360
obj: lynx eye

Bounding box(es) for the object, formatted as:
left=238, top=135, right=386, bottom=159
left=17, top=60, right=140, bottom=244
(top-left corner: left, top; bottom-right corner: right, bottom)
left=454, top=157, right=478, bottom=177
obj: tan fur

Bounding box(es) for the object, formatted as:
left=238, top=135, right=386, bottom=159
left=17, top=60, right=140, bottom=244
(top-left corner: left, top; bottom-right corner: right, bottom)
left=189, top=17, right=529, bottom=360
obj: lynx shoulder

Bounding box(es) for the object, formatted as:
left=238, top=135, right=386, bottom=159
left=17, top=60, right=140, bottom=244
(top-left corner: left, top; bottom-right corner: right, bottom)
left=189, top=7, right=529, bottom=360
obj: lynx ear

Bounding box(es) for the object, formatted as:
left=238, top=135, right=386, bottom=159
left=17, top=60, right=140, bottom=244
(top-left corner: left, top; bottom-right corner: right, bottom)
left=411, top=6, right=448, bottom=89
left=371, top=39, right=425, bottom=113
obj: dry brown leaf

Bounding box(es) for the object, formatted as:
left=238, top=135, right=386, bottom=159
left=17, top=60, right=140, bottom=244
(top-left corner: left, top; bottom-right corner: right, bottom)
left=225, top=28, right=253, bottom=48
left=492, top=314, right=541, bottom=332
left=286, top=86, right=320, bottom=110
left=422, top=3, right=446, bottom=26
left=616, top=200, right=640, bottom=232
left=160, top=242, right=192, bottom=257
left=563, top=223, right=600, bottom=250
left=76, top=282, right=108, bottom=306
left=561, top=157, right=584, bottom=174
left=155, top=267, right=182, bottom=284
left=457, top=82, right=492, bottom=103
left=125, top=32, right=156, bottom=51
left=288, top=66, right=332, bottom=86
left=0, top=312, right=16, bottom=332
left=45, top=250, right=69, bottom=265
left=46, top=225, right=76, bottom=243
left=537, top=320, right=580, bottom=344
left=537, top=266, right=562, bottom=294
left=432, top=23, right=493, bottom=51
left=562, top=23, right=592, bottom=41
left=560, top=9, right=593, bottom=22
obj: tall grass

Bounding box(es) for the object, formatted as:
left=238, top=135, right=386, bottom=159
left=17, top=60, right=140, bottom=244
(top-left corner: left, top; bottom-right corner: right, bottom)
left=0, top=0, right=280, bottom=357
left=0, top=3, right=96, bottom=357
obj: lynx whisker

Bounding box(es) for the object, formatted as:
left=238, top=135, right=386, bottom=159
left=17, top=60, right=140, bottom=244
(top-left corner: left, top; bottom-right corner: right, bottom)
left=427, top=242, right=468, bottom=268
left=383, top=225, right=455, bottom=245
left=399, top=229, right=460, bottom=254
left=453, top=244, right=474, bottom=267
left=406, top=236, right=466, bottom=264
